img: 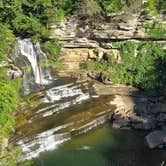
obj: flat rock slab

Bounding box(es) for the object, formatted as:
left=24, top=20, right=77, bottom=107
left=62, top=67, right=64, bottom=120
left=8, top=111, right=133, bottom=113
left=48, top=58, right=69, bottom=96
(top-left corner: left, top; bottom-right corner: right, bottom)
left=146, top=130, right=166, bottom=148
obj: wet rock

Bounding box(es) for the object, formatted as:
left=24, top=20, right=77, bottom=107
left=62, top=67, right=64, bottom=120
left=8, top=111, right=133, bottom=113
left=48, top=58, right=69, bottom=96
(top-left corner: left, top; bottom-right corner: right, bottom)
left=151, top=103, right=166, bottom=114
left=150, top=104, right=161, bottom=114
left=131, top=121, right=156, bottom=130
left=112, top=117, right=129, bottom=129
left=98, top=72, right=112, bottom=84
left=99, top=42, right=114, bottom=49
left=72, top=114, right=111, bottom=135
left=157, top=113, right=166, bottom=122
left=161, top=126, right=166, bottom=130
left=130, top=113, right=156, bottom=130
left=7, top=68, right=22, bottom=79
left=146, top=130, right=166, bottom=149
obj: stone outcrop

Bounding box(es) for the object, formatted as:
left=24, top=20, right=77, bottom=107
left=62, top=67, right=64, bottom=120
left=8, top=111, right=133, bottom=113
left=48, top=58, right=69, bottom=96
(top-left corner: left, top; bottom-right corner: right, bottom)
left=146, top=130, right=166, bottom=149
left=92, top=13, right=166, bottom=40
left=108, top=95, right=158, bottom=130
left=0, top=58, right=23, bottom=79
left=50, top=15, right=78, bottom=41
left=60, top=48, right=92, bottom=69
left=50, top=12, right=166, bottom=71
left=107, top=93, right=166, bottom=131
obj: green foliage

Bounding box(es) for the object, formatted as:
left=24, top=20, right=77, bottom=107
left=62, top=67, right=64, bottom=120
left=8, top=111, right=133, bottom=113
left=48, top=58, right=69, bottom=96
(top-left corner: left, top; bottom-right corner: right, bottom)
left=109, top=41, right=166, bottom=95
left=0, top=23, right=16, bottom=60
left=0, top=76, right=21, bottom=137
left=86, top=61, right=110, bottom=72
left=43, top=39, right=61, bottom=61
left=0, top=0, right=164, bottom=42
left=0, top=68, right=23, bottom=164
left=0, top=0, right=79, bottom=41
left=0, top=146, right=32, bottom=166
left=122, top=0, right=142, bottom=13
left=147, top=0, right=158, bottom=15
left=97, top=0, right=122, bottom=13
left=156, top=0, right=166, bottom=14
left=86, top=41, right=166, bottom=96
left=79, top=0, right=101, bottom=20
left=143, top=21, right=166, bottom=39
left=142, top=0, right=162, bottom=15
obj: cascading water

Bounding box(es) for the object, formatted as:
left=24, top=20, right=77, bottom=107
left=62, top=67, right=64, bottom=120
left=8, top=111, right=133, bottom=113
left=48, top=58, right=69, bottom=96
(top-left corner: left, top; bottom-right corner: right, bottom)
left=11, top=38, right=52, bottom=94
left=10, top=38, right=114, bottom=161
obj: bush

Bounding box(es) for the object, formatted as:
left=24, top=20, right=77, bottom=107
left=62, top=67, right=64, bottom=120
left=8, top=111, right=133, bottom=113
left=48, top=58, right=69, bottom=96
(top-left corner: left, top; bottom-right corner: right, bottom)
left=79, top=0, right=101, bottom=20
left=97, top=0, right=122, bottom=13
left=143, top=21, right=166, bottom=39
left=110, top=41, right=166, bottom=95
left=43, top=38, right=61, bottom=61
left=143, top=0, right=158, bottom=15
left=0, top=68, right=22, bottom=163
left=0, top=23, right=15, bottom=60
left=85, top=41, right=166, bottom=96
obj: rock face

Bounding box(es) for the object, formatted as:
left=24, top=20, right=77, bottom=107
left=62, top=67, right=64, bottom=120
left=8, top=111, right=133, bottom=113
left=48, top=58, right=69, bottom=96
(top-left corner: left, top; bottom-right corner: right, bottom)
left=92, top=13, right=138, bottom=40
left=50, top=12, right=166, bottom=71
left=60, top=48, right=92, bottom=69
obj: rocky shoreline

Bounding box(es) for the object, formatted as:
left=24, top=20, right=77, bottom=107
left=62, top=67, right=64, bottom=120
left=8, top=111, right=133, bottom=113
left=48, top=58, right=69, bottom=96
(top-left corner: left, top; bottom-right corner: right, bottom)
left=92, top=81, right=166, bottom=149
left=54, top=70, right=166, bottom=150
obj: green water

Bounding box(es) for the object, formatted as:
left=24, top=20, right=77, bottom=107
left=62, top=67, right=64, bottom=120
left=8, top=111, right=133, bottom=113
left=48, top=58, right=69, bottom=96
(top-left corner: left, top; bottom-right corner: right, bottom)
left=34, top=124, right=166, bottom=166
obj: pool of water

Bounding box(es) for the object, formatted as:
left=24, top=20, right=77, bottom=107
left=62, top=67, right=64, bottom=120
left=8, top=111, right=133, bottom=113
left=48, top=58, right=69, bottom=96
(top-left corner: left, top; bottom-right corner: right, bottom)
left=34, top=124, right=166, bottom=166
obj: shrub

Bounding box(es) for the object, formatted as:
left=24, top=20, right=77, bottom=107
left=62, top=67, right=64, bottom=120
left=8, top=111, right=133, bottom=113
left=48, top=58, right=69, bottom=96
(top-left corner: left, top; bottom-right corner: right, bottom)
left=43, top=38, right=61, bottom=61
left=85, top=41, right=166, bottom=96
left=79, top=0, right=101, bottom=20
left=97, top=0, right=122, bottom=13
left=143, top=21, right=166, bottom=39
left=0, top=23, right=15, bottom=60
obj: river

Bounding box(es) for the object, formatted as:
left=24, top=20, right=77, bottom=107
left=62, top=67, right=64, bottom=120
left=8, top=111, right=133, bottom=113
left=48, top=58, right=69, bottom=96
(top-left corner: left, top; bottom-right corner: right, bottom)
left=11, top=38, right=165, bottom=166
left=34, top=124, right=165, bottom=166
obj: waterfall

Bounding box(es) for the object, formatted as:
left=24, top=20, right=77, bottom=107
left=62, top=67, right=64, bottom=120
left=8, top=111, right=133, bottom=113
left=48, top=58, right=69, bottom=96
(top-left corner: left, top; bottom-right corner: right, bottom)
left=11, top=38, right=52, bottom=94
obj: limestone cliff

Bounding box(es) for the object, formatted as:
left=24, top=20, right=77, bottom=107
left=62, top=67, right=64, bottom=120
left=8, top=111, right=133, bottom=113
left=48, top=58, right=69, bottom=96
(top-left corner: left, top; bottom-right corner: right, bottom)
left=49, top=12, right=166, bottom=70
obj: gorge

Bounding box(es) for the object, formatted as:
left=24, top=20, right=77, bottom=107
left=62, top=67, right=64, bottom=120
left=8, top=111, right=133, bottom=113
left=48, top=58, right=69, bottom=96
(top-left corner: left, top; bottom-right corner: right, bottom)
left=9, top=35, right=166, bottom=165
left=0, top=1, right=166, bottom=166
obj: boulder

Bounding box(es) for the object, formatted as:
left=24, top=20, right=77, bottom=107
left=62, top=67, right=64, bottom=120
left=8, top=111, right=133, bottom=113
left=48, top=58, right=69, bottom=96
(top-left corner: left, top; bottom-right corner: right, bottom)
left=146, top=130, right=166, bottom=149
left=157, top=113, right=166, bottom=122
left=112, top=119, right=129, bottom=128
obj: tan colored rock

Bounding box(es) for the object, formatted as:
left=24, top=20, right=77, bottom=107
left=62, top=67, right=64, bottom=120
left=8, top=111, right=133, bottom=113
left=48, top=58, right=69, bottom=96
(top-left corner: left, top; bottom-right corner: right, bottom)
left=88, top=50, right=96, bottom=59
left=93, top=82, right=137, bottom=96
left=97, top=49, right=104, bottom=61
left=2, top=138, right=8, bottom=150
left=109, top=49, right=121, bottom=63
left=61, top=48, right=92, bottom=69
